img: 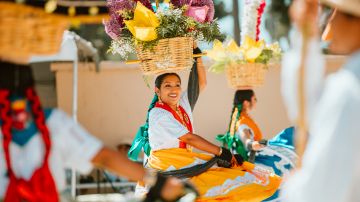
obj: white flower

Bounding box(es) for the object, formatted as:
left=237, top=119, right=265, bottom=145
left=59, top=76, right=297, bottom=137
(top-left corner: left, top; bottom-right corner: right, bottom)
left=109, top=38, right=136, bottom=60
left=241, top=0, right=262, bottom=44
left=157, top=7, right=183, bottom=18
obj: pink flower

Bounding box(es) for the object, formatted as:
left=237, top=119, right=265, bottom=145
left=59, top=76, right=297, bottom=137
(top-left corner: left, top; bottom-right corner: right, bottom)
left=104, top=14, right=124, bottom=40
left=171, top=0, right=190, bottom=7
left=172, top=0, right=214, bottom=22
left=107, top=0, right=135, bottom=14
left=133, top=0, right=154, bottom=11
left=104, top=0, right=138, bottom=39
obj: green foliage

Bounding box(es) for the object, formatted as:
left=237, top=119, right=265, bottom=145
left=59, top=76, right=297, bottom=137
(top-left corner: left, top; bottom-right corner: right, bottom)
left=195, top=20, right=225, bottom=42
left=255, top=49, right=273, bottom=64
left=156, top=8, right=191, bottom=39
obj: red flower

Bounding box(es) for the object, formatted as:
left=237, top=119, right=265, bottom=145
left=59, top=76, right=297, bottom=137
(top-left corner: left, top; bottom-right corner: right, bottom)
left=256, top=0, right=266, bottom=41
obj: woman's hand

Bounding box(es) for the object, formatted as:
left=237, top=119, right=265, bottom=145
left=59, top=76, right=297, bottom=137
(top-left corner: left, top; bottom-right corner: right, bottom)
left=232, top=154, right=244, bottom=166
left=161, top=177, right=185, bottom=201
left=252, top=141, right=265, bottom=151
left=217, top=147, right=232, bottom=168
left=145, top=173, right=186, bottom=202
left=289, top=0, right=319, bottom=37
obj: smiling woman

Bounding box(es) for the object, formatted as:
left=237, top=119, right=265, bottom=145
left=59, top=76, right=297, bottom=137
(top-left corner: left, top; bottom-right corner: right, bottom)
left=155, top=73, right=182, bottom=109
left=129, top=49, right=281, bottom=201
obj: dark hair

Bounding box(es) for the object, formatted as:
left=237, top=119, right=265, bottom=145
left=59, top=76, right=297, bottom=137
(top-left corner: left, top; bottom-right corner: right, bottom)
left=233, top=89, right=255, bottom=106
left=154, top=73, right=181, bottom=88
left=0, top=62, right=34, bottom=96
left=223, top=89, right=255, bottom=145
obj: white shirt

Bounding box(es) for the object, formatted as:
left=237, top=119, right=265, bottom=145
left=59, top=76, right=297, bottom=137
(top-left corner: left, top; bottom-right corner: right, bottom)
left=148, top=92, right=193, bottom=151
left=281, top=34, right=360, bottom=201
left=236, top=124, right=255, bottom=139
left=0, top=109, right=103, bottom=197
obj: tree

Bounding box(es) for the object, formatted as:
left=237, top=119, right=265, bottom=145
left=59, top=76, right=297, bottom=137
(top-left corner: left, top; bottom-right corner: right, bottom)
left=232, top=0, right=240, bottom=44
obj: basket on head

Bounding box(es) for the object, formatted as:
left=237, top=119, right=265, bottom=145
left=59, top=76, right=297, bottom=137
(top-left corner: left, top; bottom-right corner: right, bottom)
left=136, top=37, right=194, bottom=75
left=226, top=63, right=267, bottom=89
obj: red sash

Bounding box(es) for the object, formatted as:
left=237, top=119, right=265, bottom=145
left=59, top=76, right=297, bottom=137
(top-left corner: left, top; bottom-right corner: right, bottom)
left=0, top=89, right=58, bottom=202
left=155, top=102, right=193, bottom=149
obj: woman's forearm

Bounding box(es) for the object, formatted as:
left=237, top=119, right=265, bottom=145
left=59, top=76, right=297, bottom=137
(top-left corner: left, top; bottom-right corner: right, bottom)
left=196, top=58, right=207, bottom=92
left=240, top=129, right=252, bottom=143
left=91, top=147, right=146, bottom=182
left=179, top=133, right=220, bottom=155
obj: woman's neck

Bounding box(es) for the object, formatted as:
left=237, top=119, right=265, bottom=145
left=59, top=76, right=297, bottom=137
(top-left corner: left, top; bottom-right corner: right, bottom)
left=241, top=108, right=250, bottom=115
left=168, top=104, right=178, bottom=111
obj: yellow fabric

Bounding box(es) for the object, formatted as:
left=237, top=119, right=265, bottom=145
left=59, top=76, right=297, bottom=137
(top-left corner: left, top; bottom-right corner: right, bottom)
left=237, top=112, right=263, bottom=141
left=124, top=2, right=159, bottom=41
left=148, top=148, right=281, bottom=201
left=149, top=148, right=213, bottom=170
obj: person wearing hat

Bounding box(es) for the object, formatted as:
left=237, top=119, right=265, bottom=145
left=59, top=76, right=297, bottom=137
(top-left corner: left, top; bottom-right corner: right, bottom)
left=280, top=0, right=360, bottom=201
left=0, top=61, right=186, bottom=202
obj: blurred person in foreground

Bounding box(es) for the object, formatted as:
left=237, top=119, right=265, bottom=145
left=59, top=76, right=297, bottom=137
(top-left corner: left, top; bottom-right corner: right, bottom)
left=0, top=62, right=186, bottom=202
left=281, top=0, right=360, bottom=201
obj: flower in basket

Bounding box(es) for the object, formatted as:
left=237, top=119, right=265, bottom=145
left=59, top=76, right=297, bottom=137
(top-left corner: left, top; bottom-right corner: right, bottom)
left=104, top=0, right=223, bottom=61
left=207, top=0, right=282, bottom=74
left=171, top=0, right=214, bottom=23
left=134, top=0, right=154, bottom=11
left=241, top=36, right=265, bottom=63
left=206, top=39, right=242, bottom=62
left=241, top=0, right=266, bottom=43
left=206, top=39, right=245, bottom=73
left=206, top=37, right=281, bottom=73
left=103, top=0, right=136, bottom=40
left=124, top=2, right=160, bottom=41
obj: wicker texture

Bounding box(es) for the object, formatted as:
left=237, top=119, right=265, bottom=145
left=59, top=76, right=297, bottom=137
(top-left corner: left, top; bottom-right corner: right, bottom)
left=0, top=2, right=69, bottom=64
left=226, top=63, right=267, bottom=89
left=136, top=37, right=194, bottom=75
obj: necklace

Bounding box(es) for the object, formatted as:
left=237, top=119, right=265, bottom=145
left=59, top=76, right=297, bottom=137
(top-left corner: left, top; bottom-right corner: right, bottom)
left=175, top=106, right=186, bottom=126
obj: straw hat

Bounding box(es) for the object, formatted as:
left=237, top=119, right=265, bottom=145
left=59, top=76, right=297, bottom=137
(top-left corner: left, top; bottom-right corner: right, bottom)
left=321, top=0, right=360, bottom=17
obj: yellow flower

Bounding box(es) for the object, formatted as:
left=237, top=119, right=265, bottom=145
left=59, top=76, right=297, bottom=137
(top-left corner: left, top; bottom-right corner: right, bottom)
left=268, top=42, right=281, bottom=55
left=241, top=36, right=265, bottom=63
left=124, top=2, right=160, bottom=41
left=206, top=39, right=240, bottom=61
left=206, top=39, right=226, bottom=61
left=226, top=39, right=241, bottom=53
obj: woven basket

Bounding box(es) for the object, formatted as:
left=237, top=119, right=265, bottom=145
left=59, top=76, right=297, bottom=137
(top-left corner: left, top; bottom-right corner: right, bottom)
left=136, top=37, right=194, bottom=75
left=0, top=2, right=69, bottom=64
left=226, top=63, right=267, bottom=89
